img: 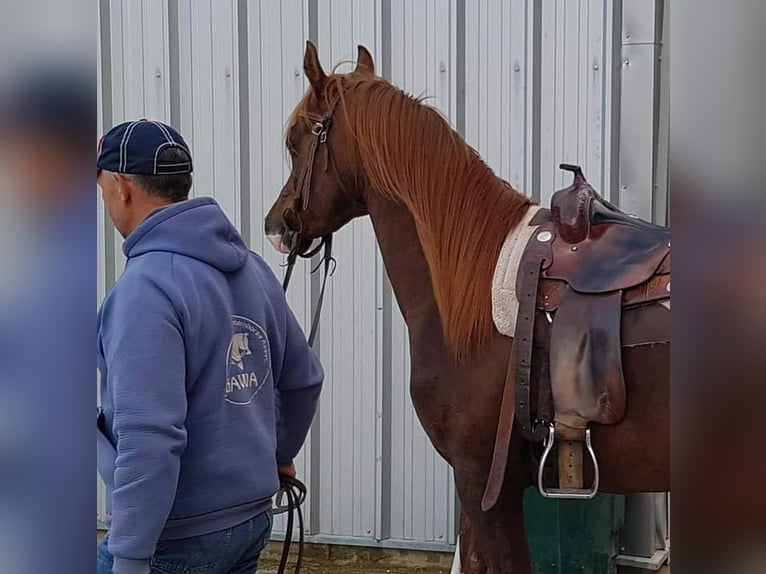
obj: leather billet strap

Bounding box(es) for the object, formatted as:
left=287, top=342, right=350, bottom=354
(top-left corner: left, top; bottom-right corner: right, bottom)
left=481, top=336, right=518, bottom=512
left=481, top=221, right=554, bottom=512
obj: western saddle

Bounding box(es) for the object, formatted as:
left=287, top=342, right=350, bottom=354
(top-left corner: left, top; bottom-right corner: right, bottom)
left=482, top=164, right=670, bottom=510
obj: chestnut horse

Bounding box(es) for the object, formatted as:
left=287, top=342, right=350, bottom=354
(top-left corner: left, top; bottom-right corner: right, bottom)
left=265, top=42, right=669, bottom=573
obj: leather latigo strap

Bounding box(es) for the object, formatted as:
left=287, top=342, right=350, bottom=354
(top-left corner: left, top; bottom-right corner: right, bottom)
left=513, top=230, right=553, bottom=441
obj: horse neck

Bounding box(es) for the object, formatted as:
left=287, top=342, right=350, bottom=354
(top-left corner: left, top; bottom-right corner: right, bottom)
left=365, top=192, right=445, bottom=351
left=352, top=99, right=530, bottom=356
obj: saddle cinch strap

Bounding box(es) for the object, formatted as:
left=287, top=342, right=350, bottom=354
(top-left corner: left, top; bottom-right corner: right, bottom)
left=482, top=164, right=670, bottom=509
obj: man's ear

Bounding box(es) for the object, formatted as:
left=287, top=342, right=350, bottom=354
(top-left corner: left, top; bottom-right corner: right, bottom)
left=113, top=173, right=133, bottom=203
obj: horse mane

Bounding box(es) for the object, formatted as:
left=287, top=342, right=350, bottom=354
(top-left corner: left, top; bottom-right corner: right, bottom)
left=290, top=74, right=532, bottom=358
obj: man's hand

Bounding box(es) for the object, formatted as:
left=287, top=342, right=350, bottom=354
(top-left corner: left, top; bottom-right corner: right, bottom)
left=278, top=464, right=297, bottom=479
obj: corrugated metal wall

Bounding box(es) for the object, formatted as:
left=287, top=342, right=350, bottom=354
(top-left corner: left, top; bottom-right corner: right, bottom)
left=97, top=0, right=666, bottom=551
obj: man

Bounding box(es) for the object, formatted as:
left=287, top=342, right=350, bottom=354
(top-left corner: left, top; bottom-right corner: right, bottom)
left=96, top=119, right=323, bottom=574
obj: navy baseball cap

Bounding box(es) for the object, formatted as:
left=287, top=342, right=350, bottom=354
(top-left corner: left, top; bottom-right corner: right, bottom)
left=96, top=119, right=193, bottom=175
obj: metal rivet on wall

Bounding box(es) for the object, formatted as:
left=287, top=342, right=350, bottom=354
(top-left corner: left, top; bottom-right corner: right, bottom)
left=440, top=64, right=446, bottom=73
left=593, top=63, right=599, bottom=71
left=514, top=64, right=520, bottom=73
left=225, top=69, right=231, bottom=78
left=155, top=70, right=162, bottom=78
left=294, top=68, right=300, bottom=77
left=624, top=59, right=630, bottom=66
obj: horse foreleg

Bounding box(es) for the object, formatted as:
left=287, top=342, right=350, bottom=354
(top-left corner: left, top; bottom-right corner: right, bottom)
left=454, top=470, right=531, bottom=574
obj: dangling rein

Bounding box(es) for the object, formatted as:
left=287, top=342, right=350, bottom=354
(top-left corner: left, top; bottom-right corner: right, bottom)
left=274, top=236, right=333, bottom=574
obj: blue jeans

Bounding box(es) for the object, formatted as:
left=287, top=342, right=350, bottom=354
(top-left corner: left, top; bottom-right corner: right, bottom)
left=97, top=511, right=273, bottom=574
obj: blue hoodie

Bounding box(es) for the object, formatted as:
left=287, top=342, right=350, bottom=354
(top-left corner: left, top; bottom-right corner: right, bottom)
left=97, top=197, right=323, bottom=574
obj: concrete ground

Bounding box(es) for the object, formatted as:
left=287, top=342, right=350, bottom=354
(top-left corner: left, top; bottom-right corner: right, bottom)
left=99, top=532, right=670, bottom=573
left=258, top=542, right=453, bottom=574
left=259, top=542, right=671, bottom=574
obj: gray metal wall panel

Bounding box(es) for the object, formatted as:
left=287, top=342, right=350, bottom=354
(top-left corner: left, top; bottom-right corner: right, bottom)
left=388, top=0, right=456, bottom=546
left=315, top=0, right=382, bottom=540
left=618, top=43, right=658, bottom=220
left=98, top=0, right=663, bottom=551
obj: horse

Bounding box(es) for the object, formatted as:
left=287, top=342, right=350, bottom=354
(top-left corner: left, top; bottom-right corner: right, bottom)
left=265, top=42, right=669, bottom=573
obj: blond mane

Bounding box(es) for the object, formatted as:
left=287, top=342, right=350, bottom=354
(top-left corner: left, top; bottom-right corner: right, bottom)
left=289, top=75, right=532, bottom=358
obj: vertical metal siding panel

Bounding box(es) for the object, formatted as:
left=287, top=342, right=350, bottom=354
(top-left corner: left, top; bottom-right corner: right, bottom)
left=654, top=0, right=669, bottom=225
left=316, top=0, right=380, bottom=539
left=176, top=0, right=195, bottom=190
left=463, top=0, right=478, bottom=145
left=188, top=0, right=215, bottom=208
left=561, top=0, right=579, bottom=177
left=141, top=0, right=170, bottom=121
left=577, top=0, right=589, bottom=182
left=176, top=1, right=197, bottom=201
left=387, top=0, right=456, bottom=545
left=507, top=0, right=525, bottom=191
left=244, top=1, right=264, bottom=254
left=602, top=0, right=617, bottom=203
left=586, top=0, right=605, bottom=192
left=121, top=1, right=146, bottom=119
left=210, top=0, right=240, bottom=225
left=538, top=0, right=556, bottom=205
left=484, top=1, right=502, bottom=173
left=526, top=0, right=538, bottom=201
left=618, top=44, right=656, bottom=219
left=464, top=0, right=528, bottom=192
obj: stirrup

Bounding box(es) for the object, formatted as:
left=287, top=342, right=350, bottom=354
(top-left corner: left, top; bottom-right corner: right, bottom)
left=537, top=423, right=600, bottom=500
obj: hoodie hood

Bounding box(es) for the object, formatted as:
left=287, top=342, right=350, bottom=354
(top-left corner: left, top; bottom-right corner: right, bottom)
left=123, top=197, right=248, bottom=272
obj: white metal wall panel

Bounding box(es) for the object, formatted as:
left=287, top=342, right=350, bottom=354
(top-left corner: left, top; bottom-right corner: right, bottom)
left=178, top=0, right=241, bottom=225
left=388, top=0, right=457, bottom=546
left=98, top=0, right=663, bottom=551
left=538, top=0, right=613, bottom=204
left=315, top=0, right=382, bottom=540
left=464, top=0, right=530, bottom=193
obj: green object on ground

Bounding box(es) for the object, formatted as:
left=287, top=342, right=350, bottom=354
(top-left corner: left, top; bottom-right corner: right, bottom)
left=524, top=488, right=625, bottom=574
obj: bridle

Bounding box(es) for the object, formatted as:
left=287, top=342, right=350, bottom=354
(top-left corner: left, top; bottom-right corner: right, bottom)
left=281, top=97, right=341, bottom=347
left=274, top=99, right=340, bottom=574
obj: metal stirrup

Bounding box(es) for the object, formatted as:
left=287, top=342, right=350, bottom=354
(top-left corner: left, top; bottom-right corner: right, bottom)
left=537, top=423, right=600, bottom=500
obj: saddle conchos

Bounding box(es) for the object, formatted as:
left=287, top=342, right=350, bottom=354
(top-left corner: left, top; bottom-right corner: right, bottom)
left=483, top=164, right=670, bottom=509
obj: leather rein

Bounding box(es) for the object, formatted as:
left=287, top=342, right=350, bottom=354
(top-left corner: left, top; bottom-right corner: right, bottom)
left=274, top=99, right=340, bottom=574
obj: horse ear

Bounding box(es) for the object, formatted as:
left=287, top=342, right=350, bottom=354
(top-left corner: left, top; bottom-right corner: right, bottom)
left=303, top=41, right=327, bottom=95
left=354, top=45, right=375, bottom=75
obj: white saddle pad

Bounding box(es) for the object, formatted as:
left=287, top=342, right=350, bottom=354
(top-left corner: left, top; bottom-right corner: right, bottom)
left=491, top=205, right=543, bottom=337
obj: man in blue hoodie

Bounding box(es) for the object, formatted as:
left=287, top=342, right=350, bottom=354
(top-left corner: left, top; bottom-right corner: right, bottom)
left=96, top=119, right=323, bottom=574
